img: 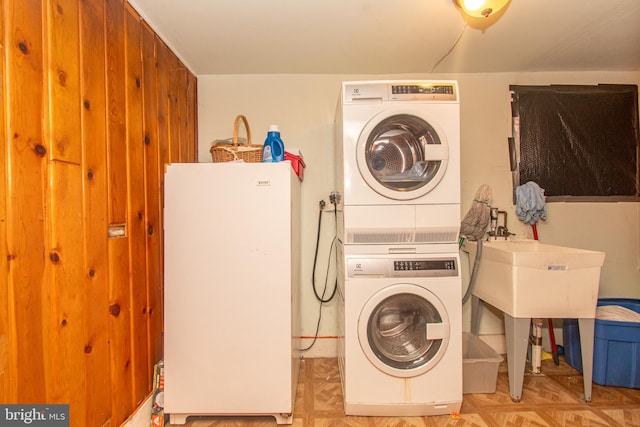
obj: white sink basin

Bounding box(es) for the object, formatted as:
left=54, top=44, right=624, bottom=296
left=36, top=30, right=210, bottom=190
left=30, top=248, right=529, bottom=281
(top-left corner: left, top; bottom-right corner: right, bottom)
left=463, top=239, right=606, bottom=317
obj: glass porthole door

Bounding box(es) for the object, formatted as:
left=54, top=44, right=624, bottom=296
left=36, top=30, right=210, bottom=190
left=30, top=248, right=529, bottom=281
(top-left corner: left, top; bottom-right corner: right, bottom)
left=358, top=284, right=450, bottom=378
left=356, top=112, right=449, bottom=200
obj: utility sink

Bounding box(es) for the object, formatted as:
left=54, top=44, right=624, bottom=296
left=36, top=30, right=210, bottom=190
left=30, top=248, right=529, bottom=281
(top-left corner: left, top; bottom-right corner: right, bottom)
left=462, top=239, right=606, bottom=403
left=463, top=239, right=606, bottom=318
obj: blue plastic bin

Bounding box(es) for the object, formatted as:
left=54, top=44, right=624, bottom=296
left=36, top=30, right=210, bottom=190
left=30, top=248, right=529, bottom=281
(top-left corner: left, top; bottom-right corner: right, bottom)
left=563, top=298, right=640, bottom=389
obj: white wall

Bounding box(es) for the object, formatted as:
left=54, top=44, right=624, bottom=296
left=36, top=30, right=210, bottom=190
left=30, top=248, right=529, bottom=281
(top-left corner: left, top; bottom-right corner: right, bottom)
left=197, top=71, right=640, bottom=351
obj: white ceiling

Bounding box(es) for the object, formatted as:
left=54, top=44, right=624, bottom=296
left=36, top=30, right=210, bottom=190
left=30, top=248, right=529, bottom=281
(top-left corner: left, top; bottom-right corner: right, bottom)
left=127, top=0, right=640, bottom=76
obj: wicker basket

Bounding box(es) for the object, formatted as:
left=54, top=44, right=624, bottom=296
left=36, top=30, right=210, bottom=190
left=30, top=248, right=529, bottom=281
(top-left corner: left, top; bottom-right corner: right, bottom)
left=210, top=115, right=263, bottom=163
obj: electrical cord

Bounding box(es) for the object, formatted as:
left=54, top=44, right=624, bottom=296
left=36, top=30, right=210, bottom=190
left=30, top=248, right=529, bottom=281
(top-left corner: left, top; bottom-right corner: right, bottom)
left=430, top=22, right=467, bottom=73
left=301, top=198, right=339, bottom=352
left=311, top=201, right=338, bottom=303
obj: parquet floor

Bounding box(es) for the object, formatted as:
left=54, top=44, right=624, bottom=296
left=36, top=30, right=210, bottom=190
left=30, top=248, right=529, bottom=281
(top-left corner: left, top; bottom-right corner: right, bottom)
left=169, top=356, right=640, bottom=426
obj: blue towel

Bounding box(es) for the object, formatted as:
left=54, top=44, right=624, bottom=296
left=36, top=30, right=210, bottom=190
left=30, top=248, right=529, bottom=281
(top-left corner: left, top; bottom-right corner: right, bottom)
left=516, top=181, right=547, bottom=225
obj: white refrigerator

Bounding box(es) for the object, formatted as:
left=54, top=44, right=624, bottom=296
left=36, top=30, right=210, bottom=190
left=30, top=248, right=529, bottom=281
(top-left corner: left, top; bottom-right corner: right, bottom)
left=163, top=162, right=301, bottom=425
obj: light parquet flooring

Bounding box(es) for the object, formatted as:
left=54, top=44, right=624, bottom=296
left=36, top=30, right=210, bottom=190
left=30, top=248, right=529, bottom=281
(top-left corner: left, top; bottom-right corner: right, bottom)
left=169, top=356, right=640, bottom=427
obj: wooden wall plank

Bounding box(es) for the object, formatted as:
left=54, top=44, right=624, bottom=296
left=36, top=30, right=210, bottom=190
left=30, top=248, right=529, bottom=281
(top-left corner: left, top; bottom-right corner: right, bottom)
left=106, top=0, right=133, bottom=423
left=124, top=2, right=149, bottom=405
left=44, top=0, right=81, bottom=164
left=177, top=62, right=189, bottom=162
left=187, top=73, right=198, bottom=162
left=0, top=0, right=9, bottom=402
left=141, top=21, right=163, bottom=370
left=105, top=0, right=127, bottom=224
left=107, top=236, right=133, bottom=425
left=79, top=0, right=112, bottom=424
left=168, top=52, right=180, bottom=163
left=153, top=45, right=170, bottom=373
left=46, top=162, right=87, bottom=423
left=155, top=38, right=170, bottom=194
left=156, top=39, right=170, bottom=165
left=43, top=2, right=87, bottom=423
left=4, top=0, right=47, bottom=403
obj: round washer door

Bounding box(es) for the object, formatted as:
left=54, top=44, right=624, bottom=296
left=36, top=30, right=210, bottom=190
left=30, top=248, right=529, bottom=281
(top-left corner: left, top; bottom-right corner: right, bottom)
left=356, top=110, right=449, bottom=200
left=358, top=283, right=450, bottom=378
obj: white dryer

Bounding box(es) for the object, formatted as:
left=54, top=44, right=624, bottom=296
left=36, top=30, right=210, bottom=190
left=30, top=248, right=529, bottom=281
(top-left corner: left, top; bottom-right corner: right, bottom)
left=335, top=80, right=460, bottom=247
left=336, top=244, right=462, bottom=416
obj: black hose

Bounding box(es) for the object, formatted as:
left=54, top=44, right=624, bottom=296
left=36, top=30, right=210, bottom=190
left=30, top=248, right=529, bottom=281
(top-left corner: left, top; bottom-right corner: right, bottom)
left=311, top=202, right=338, bottom=303
left=301, top=201, right=339, bottom=352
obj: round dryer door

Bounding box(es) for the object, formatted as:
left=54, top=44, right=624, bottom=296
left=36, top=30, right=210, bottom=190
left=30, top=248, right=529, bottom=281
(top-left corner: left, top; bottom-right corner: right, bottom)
left=358, top=284, right=450, bottom=378
left=356, top=112, right=449, bottom=200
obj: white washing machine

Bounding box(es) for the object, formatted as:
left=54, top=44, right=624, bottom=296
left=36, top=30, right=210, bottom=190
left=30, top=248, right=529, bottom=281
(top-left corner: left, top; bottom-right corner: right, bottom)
left=336, top=244, right=462, bottom=416
left=335, top=80, right=460, bottom=246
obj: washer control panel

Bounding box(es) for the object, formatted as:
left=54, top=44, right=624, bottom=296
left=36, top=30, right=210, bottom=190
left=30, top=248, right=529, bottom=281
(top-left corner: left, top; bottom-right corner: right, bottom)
left=347, top=257, right=458, bottom=278
left=393, top=259, right=456, bottom=271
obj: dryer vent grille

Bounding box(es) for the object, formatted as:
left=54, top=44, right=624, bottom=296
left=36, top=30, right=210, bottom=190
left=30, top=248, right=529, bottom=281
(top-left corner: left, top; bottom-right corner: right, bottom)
left=415, top=226, right=460, bottom=244
left=348, top=226, right=459, bottom=244
left=351, top=231, right=413, bottom=244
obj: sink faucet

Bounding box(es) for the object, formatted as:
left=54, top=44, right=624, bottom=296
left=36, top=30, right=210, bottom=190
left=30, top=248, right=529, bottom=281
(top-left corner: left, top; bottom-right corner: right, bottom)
left=487, top=209, right=514, bottom=240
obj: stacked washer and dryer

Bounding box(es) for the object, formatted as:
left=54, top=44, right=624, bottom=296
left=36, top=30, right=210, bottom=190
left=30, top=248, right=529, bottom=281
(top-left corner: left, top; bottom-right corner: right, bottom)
left=334, top=80, right=463, bottom=417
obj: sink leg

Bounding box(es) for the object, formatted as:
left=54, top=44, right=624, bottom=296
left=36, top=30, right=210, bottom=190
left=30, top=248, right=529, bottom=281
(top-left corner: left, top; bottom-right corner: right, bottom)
left=471, top=296, right=483, bottom=336
left=504, top=314, right=531, bottom=402
left=578, top=318, right=595, bottom=402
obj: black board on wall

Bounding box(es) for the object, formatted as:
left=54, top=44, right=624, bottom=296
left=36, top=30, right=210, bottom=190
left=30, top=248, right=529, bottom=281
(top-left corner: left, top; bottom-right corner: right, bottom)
left=510, top=84, right=639, bottom=200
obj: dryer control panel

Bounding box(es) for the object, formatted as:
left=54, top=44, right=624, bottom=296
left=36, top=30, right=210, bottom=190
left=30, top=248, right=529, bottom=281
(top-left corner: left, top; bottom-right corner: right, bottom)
left=343, top=80, right=459, bottom=103
left=347, top=257, right=458, bottom=278
left=389, top=83, right=457, bottom=101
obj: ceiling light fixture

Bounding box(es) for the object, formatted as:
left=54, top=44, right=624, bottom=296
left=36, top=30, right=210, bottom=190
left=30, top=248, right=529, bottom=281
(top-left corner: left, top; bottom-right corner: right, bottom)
left=453, top=0, right=510, bottom=18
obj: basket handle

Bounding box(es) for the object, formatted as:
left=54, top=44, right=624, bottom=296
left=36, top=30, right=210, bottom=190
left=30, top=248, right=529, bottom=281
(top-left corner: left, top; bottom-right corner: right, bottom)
left=233, top=115, right=252, bottom=148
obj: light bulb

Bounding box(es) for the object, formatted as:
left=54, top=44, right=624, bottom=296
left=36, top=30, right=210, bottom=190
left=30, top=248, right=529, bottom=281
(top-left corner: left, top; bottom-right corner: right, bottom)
left=454, top=0, right=510, bottom=18
left=463, top=0, right=485, bottom=11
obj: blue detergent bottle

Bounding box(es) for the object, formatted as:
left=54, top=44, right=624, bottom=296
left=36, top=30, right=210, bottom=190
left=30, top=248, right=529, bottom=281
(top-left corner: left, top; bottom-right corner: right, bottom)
left=262, top=125, right=285, bottom=162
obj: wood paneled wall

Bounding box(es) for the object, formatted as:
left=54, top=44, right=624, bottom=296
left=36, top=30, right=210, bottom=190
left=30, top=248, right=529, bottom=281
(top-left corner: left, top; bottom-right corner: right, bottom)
left=0, top=0, right=198, bottom=425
